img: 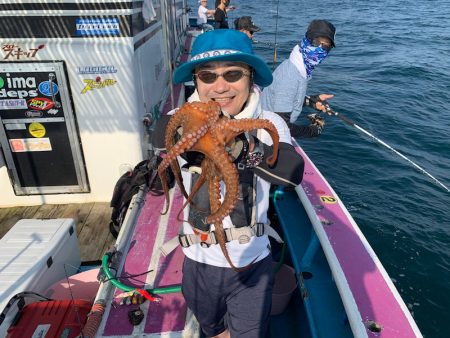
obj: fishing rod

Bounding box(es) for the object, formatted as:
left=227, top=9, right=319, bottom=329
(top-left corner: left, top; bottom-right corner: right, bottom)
left=272, top=0, right=280, bottom=70
left=320, top=104, right=450, bottom=193
left=253, top=39, right=278, bottom=48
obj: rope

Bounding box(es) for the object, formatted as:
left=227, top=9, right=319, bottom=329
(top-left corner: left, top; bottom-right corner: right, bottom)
left=82, top=301, right=106, bottom=338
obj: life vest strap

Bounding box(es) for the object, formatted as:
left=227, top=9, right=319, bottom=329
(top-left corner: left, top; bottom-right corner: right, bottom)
left=160, top=222, right=283, bottom=256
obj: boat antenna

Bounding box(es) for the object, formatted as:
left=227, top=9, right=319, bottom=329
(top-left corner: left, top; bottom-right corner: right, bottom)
left=272, top=0, right=280, bottom=70
left=322, top=105, right=450, bottom=193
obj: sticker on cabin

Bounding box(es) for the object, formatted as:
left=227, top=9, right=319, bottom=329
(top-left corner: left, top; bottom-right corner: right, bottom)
left=76, top=65, right=118, bottom=75
left=0, top=74, right=38, bottom=99
left=5, top=123, right=26, bottom=130
left=38, top=80, right=59, bottom=97
left=81, top=77, right=117, bottom=94
left=1, top=43, right=45, bottom=60
left=27, top=97, right=55, bottom=110
left=320, top=195, right=337, bottom=204
left=9, top=138, right=52, bottom=152
left=28, top=122, right=46, bottom=138
left=25, top=110, right=43, bottom=118
left=76, top=18, right=120, bottom=36
left=0, top=98, right=27, bottom=110
left=47, top=108, right=59, bottom=115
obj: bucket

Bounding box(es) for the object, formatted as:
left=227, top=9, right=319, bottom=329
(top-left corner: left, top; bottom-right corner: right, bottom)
left=271, top=263, right=297, bottom=316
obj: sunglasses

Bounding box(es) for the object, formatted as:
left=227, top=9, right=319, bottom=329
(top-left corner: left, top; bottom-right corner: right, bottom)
left=311, top=39, right=332, bottom=52
left=194, top=69, right=251, bottom=84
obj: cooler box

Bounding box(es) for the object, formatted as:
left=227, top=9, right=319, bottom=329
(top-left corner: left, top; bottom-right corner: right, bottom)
left=0, top=218, right=80, bottom=336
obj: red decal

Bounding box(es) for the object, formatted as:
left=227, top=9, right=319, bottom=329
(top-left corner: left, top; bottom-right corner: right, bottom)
left=27, top=97, right=54, bottom=111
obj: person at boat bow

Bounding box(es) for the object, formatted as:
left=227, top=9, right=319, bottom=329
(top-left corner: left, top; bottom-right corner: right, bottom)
left=158, top=29, right=304, bottom=338
left=261, top=19, right=337, bottom=138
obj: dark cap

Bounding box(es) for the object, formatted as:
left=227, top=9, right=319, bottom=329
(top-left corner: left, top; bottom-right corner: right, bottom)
left=306, top=19, right=336, bottom=47
left=234, top=16, right=261, bottom=32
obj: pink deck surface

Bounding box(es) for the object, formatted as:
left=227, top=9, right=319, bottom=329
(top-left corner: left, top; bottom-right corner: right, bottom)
left=46, top=268, right=100, bottom=301
left=103, top=32, right=196, bottom=336
left=103, top=187, right=187, bottom=336
left=144, top=190, right=186, bottom=333
left=103, top=33, right=195, bottom=336
left=296, top=145, right=417, bottom=337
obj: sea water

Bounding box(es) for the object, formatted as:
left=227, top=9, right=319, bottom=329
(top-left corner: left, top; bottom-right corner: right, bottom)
left=188, top=1, right=450, bottom=336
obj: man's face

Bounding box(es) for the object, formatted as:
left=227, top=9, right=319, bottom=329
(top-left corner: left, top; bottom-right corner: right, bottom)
left=311, top=36, right=333, bottom=52
left=195, top=61, right=251, bottom=116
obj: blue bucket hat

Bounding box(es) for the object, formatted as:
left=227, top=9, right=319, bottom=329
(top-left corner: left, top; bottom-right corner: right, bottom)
left=173, top=30, right=272, bottom=87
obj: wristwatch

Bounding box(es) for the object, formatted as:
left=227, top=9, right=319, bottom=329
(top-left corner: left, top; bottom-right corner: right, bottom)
left=244, top=137, right=264, bottom=168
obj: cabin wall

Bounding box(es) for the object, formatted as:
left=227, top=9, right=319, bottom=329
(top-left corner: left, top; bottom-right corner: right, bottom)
left=0, top=0, right=186, bottom=207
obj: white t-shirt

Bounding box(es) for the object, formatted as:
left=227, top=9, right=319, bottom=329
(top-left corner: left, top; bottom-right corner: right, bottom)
left=197, top=5, right=208, bottom=25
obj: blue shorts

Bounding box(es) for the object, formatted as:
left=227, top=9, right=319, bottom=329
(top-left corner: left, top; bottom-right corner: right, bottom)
left=182, top=255, right=274, bottom=338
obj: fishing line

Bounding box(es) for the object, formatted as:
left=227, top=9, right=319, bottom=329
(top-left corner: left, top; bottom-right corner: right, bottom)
left=272, top=0, right=280, bottom=70
left=322, top=104, right=450, bottom=193
left=253, top=39, right=277, bottom=47
left=64, top=264, right=86, bottom=337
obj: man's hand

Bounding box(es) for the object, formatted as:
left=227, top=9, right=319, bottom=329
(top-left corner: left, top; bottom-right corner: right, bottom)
left=307, top=94, right=334, bottom=114
left=314, top=94, right=334, bottom=114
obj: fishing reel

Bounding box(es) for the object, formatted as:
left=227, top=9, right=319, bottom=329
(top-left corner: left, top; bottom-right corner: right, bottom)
left=307, top=113, right=325, bottom=129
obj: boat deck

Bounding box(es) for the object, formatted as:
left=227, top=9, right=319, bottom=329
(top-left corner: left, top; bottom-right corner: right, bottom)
left=0, top=202, right=115, bottom=262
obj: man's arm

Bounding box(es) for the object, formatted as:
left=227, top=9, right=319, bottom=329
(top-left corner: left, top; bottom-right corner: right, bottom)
left=254, top=142, right=304, bottom=187
left=250, top=111, right=304, bottom=187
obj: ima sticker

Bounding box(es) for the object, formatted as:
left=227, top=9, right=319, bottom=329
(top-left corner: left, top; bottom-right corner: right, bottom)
left=320, top=195, right=337, bottom=204
left=28, top=122, right=46, bottom=138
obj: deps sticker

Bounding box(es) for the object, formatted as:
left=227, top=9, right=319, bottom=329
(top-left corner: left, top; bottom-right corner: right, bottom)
left=0, top=74, right=38, bottom=99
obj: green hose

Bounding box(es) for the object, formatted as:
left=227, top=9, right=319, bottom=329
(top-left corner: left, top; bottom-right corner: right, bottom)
left=101, top=254, right=182, bottom=295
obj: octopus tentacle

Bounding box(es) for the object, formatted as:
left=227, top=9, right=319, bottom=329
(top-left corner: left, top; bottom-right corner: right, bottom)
left=176, top=161, right=209, bottom=223
left=204, top=148, right=239, bottom=224
left=207, top=160, right=255, bottom=272
left=157, top=101, right=280, bottom=272
left=212, top=118, right=280, bottom=166
left=159, top=124, right=209, bottom=214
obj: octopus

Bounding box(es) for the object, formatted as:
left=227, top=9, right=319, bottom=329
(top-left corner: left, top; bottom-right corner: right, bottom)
left=157, top=101, right=279, bottom=271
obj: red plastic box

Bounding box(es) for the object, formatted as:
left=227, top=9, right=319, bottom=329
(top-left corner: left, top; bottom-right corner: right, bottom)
left=7, top=299, right=92, bottom=338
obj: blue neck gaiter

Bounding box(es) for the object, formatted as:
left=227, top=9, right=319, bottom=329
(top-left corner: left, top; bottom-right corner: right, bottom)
left=300, top=36, right=328, bottom=79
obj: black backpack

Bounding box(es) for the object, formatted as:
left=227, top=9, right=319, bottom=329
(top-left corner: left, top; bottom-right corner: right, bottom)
left=109, top=155, right=174, bottom=238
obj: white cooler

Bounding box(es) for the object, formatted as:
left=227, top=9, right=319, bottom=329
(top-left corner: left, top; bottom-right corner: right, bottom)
left=0, top=218, right=80, bottom=335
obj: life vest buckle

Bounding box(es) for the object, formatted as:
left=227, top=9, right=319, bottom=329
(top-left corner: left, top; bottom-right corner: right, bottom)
left=255, top=222, right=264, bottom=236
left=238, top=234, right=251, bottom=244
left=178, top=234, right=190, bottom=248
left=200, top=241, right=210, bottom=248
